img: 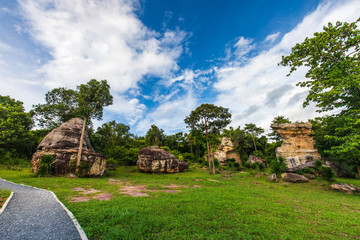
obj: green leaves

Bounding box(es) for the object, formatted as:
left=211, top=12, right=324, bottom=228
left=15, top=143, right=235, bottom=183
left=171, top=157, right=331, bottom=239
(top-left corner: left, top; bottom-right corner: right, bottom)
left=280, top=18, right=360, bottom=114
left=33, top=79, right=113, bottom=129
left=184, top=103, right=231, bottom=135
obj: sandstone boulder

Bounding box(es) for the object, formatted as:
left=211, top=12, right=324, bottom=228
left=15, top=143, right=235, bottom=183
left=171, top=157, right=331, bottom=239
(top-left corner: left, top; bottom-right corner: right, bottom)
left=31, top=118, right=107, bottom=176
left=271, top=122, right=321, bottom=169
left=213, top=137, right=241, bottom=166
left=281, top=173, right=308, bottom=183
left=248, top=155, right=265, bottom=165
left=330, top=183, right=360, bottom=194
left=137, top=146, right=189, bottom=173
left=268, top=173, right=278, bottom=182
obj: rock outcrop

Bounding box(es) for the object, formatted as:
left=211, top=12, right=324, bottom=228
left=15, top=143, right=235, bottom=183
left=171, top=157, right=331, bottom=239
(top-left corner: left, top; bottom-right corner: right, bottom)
left=31, top=118, right=107, bottom=176
left=330, top=183, right=360, bottom=194
left=270, top=122, right=321, bottom=169
left=281, top=173, right=309, bottom=183
left=213, top=137, right=241, bottom=166
left=137, top=146, right=189, bottom=173
left=248, top=155, right=265, bottom=165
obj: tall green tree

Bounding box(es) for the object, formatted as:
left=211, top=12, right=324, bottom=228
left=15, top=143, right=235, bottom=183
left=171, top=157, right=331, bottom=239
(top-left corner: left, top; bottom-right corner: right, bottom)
left=75, top=79, right=113, bottom=173
left=244, top=123, right=264, bottom=152
left=145, top=125, right=165, bottom=147
left=0, top=95, right=32, bottom=158
left=279, top=18, right=360, bottom=174
left=184, top=103, right=231, bottom=174
left=279, top=18, right=360, bottom=114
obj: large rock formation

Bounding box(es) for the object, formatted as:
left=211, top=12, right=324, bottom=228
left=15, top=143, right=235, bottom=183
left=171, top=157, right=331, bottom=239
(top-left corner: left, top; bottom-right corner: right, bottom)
left=271, top=122, right=321, bottom=169
left=31, top=118, right=107, bottom=176
left=137, top=146, right=189, bottom=173
left=213, top=137, right=241, bottom=166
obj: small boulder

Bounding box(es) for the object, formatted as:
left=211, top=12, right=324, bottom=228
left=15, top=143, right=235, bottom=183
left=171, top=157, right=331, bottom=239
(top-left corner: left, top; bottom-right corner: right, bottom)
left=330, top=183, right=360, bottom=194
left=248, top=155, right=265, bottom=164
left=268, top=173, right=278, bottom=182
left=304, top=173, right=315, bottom=179
left=281, top=173, right=308, bottom=183
left=137, top=146, right=189, bottom=173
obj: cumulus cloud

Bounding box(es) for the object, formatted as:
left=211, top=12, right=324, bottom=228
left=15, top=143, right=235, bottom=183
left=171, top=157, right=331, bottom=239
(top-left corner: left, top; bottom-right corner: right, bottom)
left=214, top=0, right=360, bottom=132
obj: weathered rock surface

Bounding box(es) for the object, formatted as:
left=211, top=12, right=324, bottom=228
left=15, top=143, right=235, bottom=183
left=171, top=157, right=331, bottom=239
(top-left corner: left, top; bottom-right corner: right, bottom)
left=304, top=173, right=315, bottom=179
left=285, top=161, right=316, bottom=173
left=330, top=183, right=360, bottom=194
left=213, top=137, right=241, bottom=166
left=271, top=122, right=321, bottom=169
left=137, top=146, right=189, bottom=173
left=268, top=173, right=278, bottom=182
left=281, top=173, right=309, bottom=183
left=248, top=155, right=265, bottom=164
left=31, top=118, right=107, bottom=176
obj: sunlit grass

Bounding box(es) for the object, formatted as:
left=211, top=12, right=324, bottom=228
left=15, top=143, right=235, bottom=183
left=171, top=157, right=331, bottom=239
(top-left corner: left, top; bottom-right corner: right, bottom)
left=0, top=165, right=359, bottom=239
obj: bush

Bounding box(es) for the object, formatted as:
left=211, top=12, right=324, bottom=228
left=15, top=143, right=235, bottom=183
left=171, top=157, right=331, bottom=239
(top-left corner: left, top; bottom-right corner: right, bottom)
left=243, top=162, right=251, bottom=169
left=36, top=155, right=54, bottom=177
left=318, top=166, right=335, bottom=182
left=213, top=158, right=220, bottom=168
left=270, top=156, right=287, bottom=176
left=315, top=160, right=323, bottom=168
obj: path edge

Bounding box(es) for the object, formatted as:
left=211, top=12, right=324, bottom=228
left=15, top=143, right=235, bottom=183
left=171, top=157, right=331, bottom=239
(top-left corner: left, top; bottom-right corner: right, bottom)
left=0, top=191, right=14, bottom=215
left=0, top=178, right=88, bottom=240
left=49, top=191, right=88, bottom=240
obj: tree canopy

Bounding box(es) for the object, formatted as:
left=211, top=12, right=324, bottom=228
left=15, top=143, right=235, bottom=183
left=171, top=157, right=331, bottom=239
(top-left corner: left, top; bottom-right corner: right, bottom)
left=279, top=18, right=360, bottom=115
left=184, top=103, right=231, bottom=174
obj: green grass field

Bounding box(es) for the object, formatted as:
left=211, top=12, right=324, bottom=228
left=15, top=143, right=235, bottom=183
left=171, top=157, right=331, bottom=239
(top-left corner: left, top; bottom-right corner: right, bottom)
left=0, top=188, right=11, bottom=209
left=0, top=165, right=359, bottom=240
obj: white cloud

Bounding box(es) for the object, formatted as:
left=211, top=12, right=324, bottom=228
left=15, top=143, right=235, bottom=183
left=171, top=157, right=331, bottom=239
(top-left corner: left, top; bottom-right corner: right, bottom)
left=214, top=0, right=360, bottom=133
left=264, top=32, right=280, bottom=43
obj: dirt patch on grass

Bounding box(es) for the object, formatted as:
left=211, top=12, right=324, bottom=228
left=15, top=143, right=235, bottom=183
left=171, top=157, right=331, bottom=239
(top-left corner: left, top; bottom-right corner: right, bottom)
left=119, top=183, right=202, bottom=197
left=93, top=193, right=113, bottom=201
left=207, top=179, right=222, bottom=183
left=71, top=187, right=112, bottom=202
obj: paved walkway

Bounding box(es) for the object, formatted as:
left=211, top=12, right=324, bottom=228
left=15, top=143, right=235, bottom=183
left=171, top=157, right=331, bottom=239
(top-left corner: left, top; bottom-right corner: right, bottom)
left=0, top=178, right=85, bottom=240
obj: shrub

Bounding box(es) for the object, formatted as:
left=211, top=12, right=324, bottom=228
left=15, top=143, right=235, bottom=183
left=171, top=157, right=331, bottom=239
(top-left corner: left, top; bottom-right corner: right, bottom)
left=213, top=158, right=220, bottom=168
left=318, top=166, right=335, bottom=182
left=36, top=155, right=54, bottom=177
left=315, top=160, right=323, bottom=168
left=243, top=161, right=251, bottom=169
left=270, top=156, right=287, bottom=176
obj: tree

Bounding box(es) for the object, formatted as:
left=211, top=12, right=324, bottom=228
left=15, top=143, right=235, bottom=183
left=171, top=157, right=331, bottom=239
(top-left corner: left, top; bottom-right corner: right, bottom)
left=145, top=125, right=165, bottom=146
left=279, top=18, right=360, bottom=114
left=0, top=95, right=32, bottom=158
left=32, top=88, right=79, bottom=129
left=279, top=18, right=360, bottom=174
left=244, top=123, right=264, bottom=152
left=268, top=116, right=291, bottom=142
left=184, top=103, right=231, bottom=174
left=33, top=79, right=113, bottom=174
left=75, top=79, right=113, bottom=173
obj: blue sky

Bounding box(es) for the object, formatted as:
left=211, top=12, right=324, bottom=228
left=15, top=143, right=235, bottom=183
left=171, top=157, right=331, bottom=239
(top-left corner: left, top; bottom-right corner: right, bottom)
left=0, top=0, right=359, bottom=135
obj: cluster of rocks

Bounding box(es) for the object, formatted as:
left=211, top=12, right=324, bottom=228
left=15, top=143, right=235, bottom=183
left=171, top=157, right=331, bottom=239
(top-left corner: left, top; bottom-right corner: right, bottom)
left=271, top=122, right=321, bottom=169
left=31, top=118, right=107, bottom=176
left=136, top=146, right=189, bottom=173
left=248, top=155, right=265, bottom=165
left=213, top=137, right=241, bottom=166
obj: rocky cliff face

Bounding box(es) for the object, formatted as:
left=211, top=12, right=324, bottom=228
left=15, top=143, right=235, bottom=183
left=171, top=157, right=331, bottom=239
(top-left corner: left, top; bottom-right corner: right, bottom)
left=137, top=146, right=189, bottom=173
left=213, top=137, right=241, bottom=166
left=270, top=122, right=321, bottom=168
left=31, top=118, right=107, bottom=176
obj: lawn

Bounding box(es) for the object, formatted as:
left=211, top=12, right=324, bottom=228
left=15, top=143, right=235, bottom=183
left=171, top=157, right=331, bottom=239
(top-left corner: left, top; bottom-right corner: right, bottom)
left=0, top=165, right=359, bottom=240
left=0, top=188, right=11, bottom=209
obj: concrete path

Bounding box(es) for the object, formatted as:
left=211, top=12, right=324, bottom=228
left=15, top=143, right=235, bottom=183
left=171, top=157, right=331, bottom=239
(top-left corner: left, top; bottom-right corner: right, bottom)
left=0, top=178, right=86, bottom=240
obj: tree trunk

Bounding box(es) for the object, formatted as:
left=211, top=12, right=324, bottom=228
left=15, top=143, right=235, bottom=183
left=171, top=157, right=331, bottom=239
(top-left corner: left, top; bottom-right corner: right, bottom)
left=357, top=166, right=360, bottom=175
left=76, top=116, right=87, bottom=175
left=205, top=121, right=212, bottom=174
left=252, top=136, right=257, bottom=151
